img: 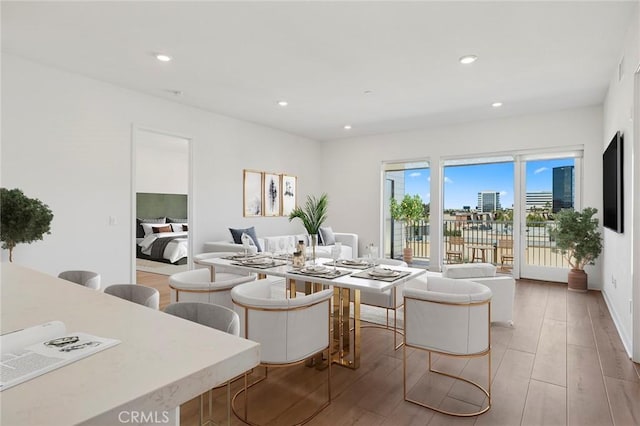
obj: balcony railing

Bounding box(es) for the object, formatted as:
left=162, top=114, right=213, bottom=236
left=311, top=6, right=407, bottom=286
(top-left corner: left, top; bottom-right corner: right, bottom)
left=392, top=219, right=569, bottom=269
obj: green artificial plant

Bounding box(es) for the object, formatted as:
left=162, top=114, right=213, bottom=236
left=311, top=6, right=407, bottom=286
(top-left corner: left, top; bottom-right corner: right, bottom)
left=289, top=193, right=328, bottom=259
left=1, top=188, right=54, bottom=262
left=390, top=194, right=425, bottom=248
left=548, top=207, right=602, bottom=270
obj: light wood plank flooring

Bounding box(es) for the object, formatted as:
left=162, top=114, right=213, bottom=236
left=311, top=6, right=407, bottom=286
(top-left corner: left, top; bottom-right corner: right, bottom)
left=137, top=272, right=640, bottom=425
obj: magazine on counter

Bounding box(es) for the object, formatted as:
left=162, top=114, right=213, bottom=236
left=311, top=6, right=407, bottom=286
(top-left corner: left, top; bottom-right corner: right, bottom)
left=0, top=321, right=120, bottom=391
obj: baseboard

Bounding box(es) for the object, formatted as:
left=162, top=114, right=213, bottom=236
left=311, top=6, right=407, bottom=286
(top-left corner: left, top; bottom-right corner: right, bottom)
left=600, top=289, right=633, bottom=358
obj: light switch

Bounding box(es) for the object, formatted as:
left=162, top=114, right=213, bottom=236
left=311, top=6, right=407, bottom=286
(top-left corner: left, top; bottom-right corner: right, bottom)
left=109, top=216, right=117, bottom=226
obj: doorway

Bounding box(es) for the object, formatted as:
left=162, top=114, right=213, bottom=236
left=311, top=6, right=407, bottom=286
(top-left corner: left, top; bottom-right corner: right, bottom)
left=517, top=154, right=582, bottom=282
left=131, top=127, right=192, bottom=282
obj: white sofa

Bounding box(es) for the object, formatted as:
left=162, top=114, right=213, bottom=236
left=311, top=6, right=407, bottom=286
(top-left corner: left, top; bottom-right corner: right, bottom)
left=203, top=232, right=358, bottom=260
left=441, top=263, right=515, bottom=325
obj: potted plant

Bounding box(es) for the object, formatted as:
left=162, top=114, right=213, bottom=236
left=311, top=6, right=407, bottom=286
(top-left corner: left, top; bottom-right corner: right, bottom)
left=548, top=207, right=602, bottom=292
left=289, top=193, right=328, bottom=262
left=390, top=194, right=425, bottom=263
left=1, top=188, right=54, bottom=262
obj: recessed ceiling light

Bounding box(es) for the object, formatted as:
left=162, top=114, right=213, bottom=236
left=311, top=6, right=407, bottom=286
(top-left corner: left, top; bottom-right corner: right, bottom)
left=459, top=55, right=478, bottom=65
left=155, top=53, right=172, bottom=62
left=277, top=100, right=288, bottom=107
left=344, top=125, right=352, bottom=130
left=492, top=102, right=503, bottom=108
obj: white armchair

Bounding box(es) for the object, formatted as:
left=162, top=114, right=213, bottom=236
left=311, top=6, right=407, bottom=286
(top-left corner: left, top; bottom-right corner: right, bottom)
left=231, top=279, right=333, bottom=425
left=168, top=268, right=256, bottom=308
left=403, top=276, right=492, bottom=417
left=442, top=262, right=515, bottom=324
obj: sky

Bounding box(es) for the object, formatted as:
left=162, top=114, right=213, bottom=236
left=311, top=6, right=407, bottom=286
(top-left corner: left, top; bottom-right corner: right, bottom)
left=403, top=158, right=574, bottom=210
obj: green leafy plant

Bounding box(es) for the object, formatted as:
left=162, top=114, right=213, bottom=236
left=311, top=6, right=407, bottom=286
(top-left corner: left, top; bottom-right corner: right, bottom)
left=1, top=188, right=54, bottom=262
left=548, top=207, right=602, bottom=270
left=390, top=194, right=425, bottom=247
left=288, top=193, right=329, bottom=235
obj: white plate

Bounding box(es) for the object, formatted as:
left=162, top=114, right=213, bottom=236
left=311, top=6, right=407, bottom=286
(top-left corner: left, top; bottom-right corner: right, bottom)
left=368, top=268, right=397, bottom=277
left=302, top=265, right=327, bottom=273
left=243, top=257, right=271, bottom=265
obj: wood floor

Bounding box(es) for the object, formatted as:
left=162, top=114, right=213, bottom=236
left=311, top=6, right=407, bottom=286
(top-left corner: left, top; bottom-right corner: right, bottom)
left=137, top=271, right=640, bottom=426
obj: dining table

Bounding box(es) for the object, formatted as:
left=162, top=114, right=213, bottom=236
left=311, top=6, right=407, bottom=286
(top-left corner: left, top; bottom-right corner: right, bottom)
left=198, top=255, right=426, bottom=370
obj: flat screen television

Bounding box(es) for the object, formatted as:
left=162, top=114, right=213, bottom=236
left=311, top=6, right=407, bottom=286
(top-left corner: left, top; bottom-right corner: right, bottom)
left=603, top=131, right=623, bottom=233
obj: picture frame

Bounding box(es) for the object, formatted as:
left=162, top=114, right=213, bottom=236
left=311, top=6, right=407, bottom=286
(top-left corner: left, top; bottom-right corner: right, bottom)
left=263, top=173, right=281, bottom=216
left=243, top=169, right=263, bottom=217
left=281, top=174, right=297, bottom=216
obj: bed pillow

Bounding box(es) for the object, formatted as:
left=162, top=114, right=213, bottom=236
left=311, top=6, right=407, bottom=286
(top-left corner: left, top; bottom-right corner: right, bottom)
left=229, top=226, right=262, bottom=252
left=167, top=217, right=188, bottom=223
left=319, top=226, right=336, bottom=246
left=152, top=225, right=172, bottom=234
left=136, top=217, right=166, bottom=238
left=182, top=224, right=189, bottom=231
left=170, top=223, right=188, bottom=232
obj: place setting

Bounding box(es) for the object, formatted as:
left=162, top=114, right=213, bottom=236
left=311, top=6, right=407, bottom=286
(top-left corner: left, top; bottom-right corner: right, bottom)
left=351, top=266, right=411, bottom=282
left=329, top=258, right=376, bottom=270
left=288, top=264, right=351, bottom=279
left=231, top=256, right=287, bottom=269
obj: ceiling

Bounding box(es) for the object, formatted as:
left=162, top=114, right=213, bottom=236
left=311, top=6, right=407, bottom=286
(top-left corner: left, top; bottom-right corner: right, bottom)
left=2, top=1, right=637, bottom=141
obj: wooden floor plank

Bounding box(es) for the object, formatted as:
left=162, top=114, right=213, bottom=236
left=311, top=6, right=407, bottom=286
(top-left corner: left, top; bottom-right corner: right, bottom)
left=531, top=318, right=567, bottom=387
left=604, top=376, right=640, bottom=426
left=521, top=379, right=566, bottom=426
left=567, top=344, right=613, bottom=426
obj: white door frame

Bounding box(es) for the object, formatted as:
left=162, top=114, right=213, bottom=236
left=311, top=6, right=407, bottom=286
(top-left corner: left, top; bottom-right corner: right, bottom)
left=633, top=66, right=640, bottom=363
left=130, top=125, right=194, bottom=283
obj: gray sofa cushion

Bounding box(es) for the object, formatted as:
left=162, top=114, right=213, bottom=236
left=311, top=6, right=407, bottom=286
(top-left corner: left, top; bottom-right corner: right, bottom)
left=229, top=226, right=262, bottom=252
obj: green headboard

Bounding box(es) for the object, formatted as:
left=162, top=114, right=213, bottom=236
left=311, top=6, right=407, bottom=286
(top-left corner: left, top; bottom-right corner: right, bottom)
left=136, top=193, right=188, bottom=219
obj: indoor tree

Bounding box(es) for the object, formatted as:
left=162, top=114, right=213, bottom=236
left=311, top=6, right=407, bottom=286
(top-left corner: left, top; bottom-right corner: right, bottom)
left=548, top=207, right=602, bottom=292
left=390, top=194, right=425, bottom=263
left=1, top=188, right=54, bottom=262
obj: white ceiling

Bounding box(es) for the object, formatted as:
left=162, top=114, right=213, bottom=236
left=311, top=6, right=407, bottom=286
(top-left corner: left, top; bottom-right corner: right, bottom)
left=2, top=1, right=636, bottom=141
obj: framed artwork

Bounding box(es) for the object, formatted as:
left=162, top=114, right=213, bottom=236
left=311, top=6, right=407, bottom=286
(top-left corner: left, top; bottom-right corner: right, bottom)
left=243, top=170, right=263, bottom=217
left=281, top=174, right=297, bottom=216
left=263, top=173, right=281, bottom=216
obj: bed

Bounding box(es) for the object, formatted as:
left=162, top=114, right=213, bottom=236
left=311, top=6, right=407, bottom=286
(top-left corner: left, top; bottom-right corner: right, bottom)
left=136, top=193, right=189, bottom=265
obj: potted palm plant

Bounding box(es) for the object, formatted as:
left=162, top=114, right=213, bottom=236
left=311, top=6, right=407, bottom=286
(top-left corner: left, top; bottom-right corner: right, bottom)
left=289, top=193, right=328, bottom=262
left=1, top=188, right=54, bottom=262
left=390, top=194, right=425, bottom=263
left=548, top=207, right=602, bottom=292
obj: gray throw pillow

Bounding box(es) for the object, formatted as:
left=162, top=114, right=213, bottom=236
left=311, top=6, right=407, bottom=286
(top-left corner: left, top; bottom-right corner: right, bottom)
left=167, top=217, right=188, bottom=223
left=319, top=226, right=336, bottom=246
left=229, top=226, right=262, bottom=252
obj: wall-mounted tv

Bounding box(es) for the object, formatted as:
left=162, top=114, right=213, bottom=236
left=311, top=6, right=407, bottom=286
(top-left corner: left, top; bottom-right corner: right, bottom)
left=603, top=131, right=623, bottom=233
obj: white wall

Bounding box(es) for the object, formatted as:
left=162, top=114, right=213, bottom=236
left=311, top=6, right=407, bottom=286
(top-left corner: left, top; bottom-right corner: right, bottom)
left=320, top=106, right=604, bottom=280
left=136, top=130, right=189, bottom=195
left=1, top=55, right=322, bottom=285
left=602, top=3, right=639, bottom=358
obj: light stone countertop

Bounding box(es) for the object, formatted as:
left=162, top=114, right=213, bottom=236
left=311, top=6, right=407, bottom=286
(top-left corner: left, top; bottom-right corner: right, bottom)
left=0, top=263, right=260, bottom=426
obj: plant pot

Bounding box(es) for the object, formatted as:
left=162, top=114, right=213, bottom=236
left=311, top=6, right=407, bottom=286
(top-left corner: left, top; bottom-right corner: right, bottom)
left=403, top=247, right=413, bottom=264
left=568, top=268, right=588, bottom=293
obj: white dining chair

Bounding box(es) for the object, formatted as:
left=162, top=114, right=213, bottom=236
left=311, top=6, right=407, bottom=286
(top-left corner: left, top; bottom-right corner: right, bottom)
left=169, top=268, right=256, bottom=309
left=403, top=276, right=492, bottom=416
left=231, top=279, right=333, bottom=425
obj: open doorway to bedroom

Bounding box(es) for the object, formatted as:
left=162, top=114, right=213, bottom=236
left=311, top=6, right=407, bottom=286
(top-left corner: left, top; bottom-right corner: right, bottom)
left=133, top=128, right=191, bottom=280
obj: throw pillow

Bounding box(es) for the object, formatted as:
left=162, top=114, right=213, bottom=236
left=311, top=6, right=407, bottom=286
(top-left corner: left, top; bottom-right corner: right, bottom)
left=182, top=224, right=189, bottom=231
left=319, top=226, right=336, bottom=246
left=152, top=225, right=172, bottom=233
left=229, top=226, right=262, bottom=252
